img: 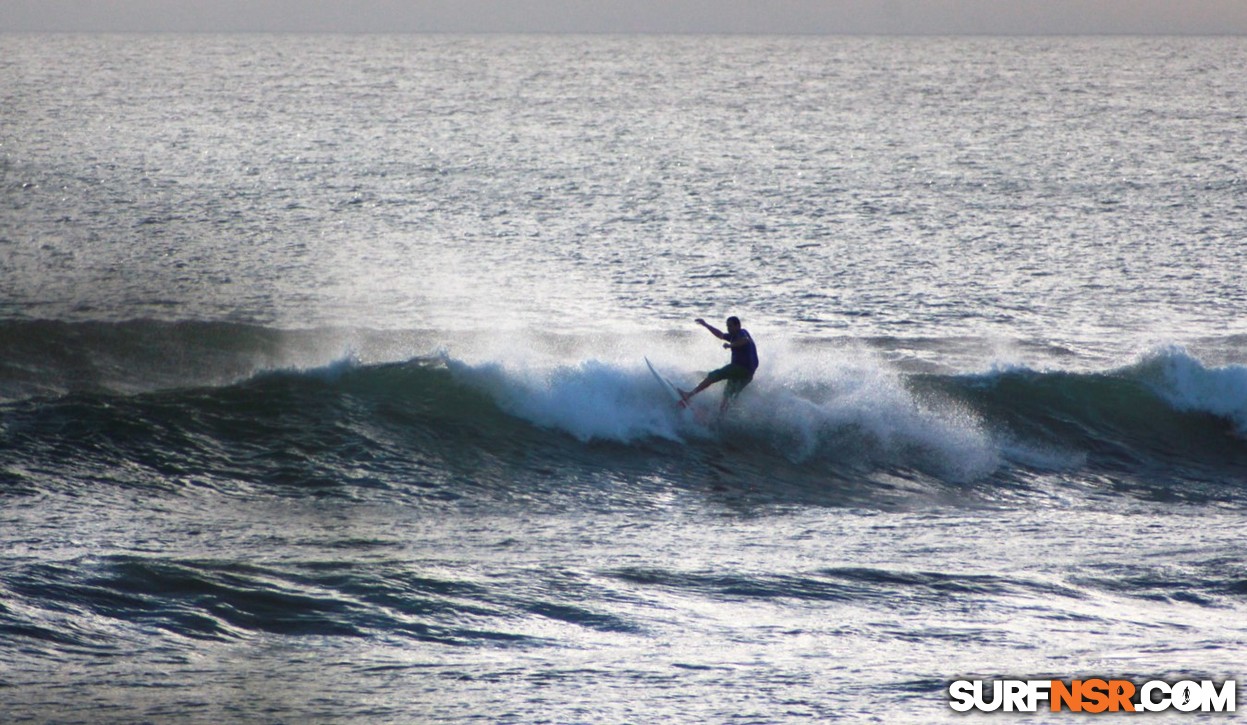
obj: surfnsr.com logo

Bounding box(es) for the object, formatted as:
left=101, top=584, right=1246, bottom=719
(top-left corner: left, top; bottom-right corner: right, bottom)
left=948, top=679, right=1236, bottom=713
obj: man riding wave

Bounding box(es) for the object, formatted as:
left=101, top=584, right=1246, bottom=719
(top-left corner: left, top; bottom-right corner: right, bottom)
left=679, top=316, right=758, bottom=412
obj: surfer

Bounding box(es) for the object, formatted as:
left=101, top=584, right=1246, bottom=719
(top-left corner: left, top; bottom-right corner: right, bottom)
left=680, top=316, right=759, bottom=412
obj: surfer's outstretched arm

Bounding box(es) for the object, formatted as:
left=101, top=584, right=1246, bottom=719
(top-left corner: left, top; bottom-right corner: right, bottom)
left=695, top=318, right=727, bottom=340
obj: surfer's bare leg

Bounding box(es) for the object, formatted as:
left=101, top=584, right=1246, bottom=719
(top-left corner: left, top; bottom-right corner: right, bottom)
left=679, top=377, right=714, bottom=405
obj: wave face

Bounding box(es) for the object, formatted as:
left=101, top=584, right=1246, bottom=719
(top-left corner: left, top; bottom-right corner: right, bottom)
left=929, top=349, right=1247, bottom=497
left=3, top=321, right=1245, bottom=510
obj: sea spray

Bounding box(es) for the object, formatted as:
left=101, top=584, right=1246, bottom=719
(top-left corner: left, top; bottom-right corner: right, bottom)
left=444, top=357, right=687, bottom=443
left=445, top=349, right=1000, bottom=481
left=1132, top=345, right=1247, bottom=433
left=736, top=358, right=1000, bottom=483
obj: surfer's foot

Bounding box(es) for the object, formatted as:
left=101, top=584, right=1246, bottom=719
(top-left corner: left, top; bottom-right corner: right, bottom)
left=677, top=389, right=692, bottom=408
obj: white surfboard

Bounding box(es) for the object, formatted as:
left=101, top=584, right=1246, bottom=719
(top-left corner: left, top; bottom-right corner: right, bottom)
left=646, top=357, right=712, bottom=426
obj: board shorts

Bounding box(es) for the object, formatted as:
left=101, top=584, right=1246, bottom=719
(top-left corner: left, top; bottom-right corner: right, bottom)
left=707, top=363, right=755, bottom=399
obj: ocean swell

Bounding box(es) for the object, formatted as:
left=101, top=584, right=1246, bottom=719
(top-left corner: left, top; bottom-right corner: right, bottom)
left=2, top=323, right=1246, bottom=507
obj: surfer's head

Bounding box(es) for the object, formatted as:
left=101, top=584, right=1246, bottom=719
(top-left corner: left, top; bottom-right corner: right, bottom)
left=726, top=316, right=741, bottom=332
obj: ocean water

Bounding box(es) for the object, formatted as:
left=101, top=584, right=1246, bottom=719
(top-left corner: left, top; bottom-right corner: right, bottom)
left=2, top=33, right=1247, bottom=723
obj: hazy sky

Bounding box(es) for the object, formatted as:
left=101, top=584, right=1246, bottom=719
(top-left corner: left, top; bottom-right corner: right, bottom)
left=3, top=0, right=1247, bottom=35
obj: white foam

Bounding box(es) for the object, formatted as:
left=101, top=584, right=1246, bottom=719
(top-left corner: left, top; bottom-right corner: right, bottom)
left=445, top=357, right=687, bottom=443
left=443, top=339, right=1002, bottom=481
left=1135, top=345, right=1247, bottom=432
left=741, top=345, right=1000, bottom=481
